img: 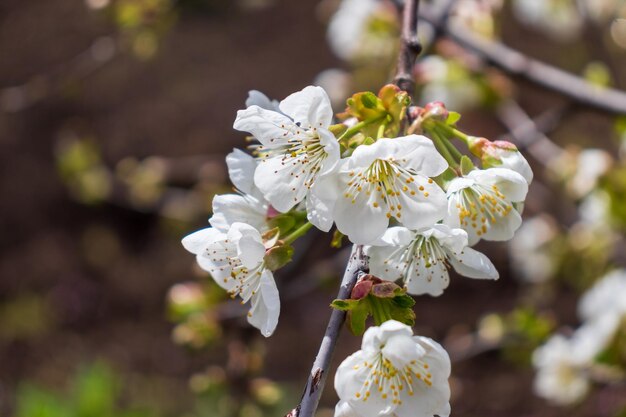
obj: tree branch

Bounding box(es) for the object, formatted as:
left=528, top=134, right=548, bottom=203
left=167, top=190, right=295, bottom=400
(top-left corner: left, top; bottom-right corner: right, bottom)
left=291, top=245, right=369, bottom=417
left=495, top=99, right=566, bottom=165
left=418, top=4, right=626, bottom=115
left=394, top=0, right=422, bottom=95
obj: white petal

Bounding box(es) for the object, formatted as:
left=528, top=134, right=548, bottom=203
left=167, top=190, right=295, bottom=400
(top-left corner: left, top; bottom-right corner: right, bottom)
left=381, top=334, right=426, bottom=370
left=233, top=105, right=296, bottom=147
left=500, top=151, right=533, bottom=184
left=479, top=207, right=523, bottom=244
left=254, top=154, right=310, bottom=212
left=247, top=269, right=280, bottom=337
left=226, top=149, right=257, bottom=195
left=306, top=187, right=335, bottom=232
left=334, top=401, right=360, bottom=417
left=448, top=247, right=499, bottom=280
left=347, top=136, right=446, bottom=176
left=429, top=224, right=468, bottom=254
left=317, top=128, right=341, bottom=176
left=334, top=352, right=396, bottom=417
left=396, top=176, right=447, bottom=230
left=237, top=234, right=266, bottom=269
left=209, top=194, right=267, bottom=232
left=362, top=320, right=414, bottom=352
left=245, top=90, right=280, bottom=111
left=279, top=86, right=333, bottom=128
left=333, top=185, right=389, bottom=244
left=400, top=135, right=449, bottom=177
left=181, top=227, right=223, bottom=254
left=469, top=167, right=528, bottom=202
left=405, top=257, right=450, bottom=297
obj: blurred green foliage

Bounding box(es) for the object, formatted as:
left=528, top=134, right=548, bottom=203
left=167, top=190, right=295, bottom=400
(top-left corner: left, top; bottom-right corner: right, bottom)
left=14, top=362, right=158, bottom=417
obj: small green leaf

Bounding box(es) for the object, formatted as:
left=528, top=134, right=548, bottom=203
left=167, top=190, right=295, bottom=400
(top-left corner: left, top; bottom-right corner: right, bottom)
left=330, top=299, right=358, bottom=311
left=446, top=111, right=461, bottom=125
left=348, top=302, right=370, bottom=335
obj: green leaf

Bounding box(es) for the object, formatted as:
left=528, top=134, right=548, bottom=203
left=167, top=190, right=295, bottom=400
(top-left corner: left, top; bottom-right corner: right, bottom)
left=348, top=302, right=370, bottom=335
left=446, top=111, right=461, bottom=125
left=330, top=299, right=358, bottom=311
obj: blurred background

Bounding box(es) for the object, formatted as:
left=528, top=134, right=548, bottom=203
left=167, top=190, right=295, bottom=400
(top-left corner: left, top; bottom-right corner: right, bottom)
left=1, top=0, right=625, bottom=416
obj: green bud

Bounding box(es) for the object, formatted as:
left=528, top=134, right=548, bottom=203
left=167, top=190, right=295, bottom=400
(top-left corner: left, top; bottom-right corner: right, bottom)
left=264, top=244, right=294, bottom=271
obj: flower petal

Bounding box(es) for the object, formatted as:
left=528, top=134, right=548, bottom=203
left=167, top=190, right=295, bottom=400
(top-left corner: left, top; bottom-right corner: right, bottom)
left=396, top=175, right=447, bottom=230
left=233, top=105, right=297, bottom=147
left=209, top=194, right=267, bottom=232
left=247, top=269, right=280, bottom=337
left=226, top=148, right=257, bottom=195
left=254, top=154, right=311, bottom=212
left=246, top=90, right=280, bottom=111
left=333, top=184, right=389, bottom=244
left=279, top=86, right=333, bottom=128
left=448, top=246, right=499, bottom=280
left=181, top=227, right=223, bottom=254
left=405, top=257, right=450, bottom=297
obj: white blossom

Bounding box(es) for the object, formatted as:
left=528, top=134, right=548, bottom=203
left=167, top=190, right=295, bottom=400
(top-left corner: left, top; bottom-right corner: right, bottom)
left=209, top=149, right=269, bottom=232
left=181, top=222, right=279, bottom=337
left=508, top=215, right=558, bottom=284
left=367, top=224, right=498, bottom=297
left=532, top=315, right=619, bottom=405
left=579, top=269, right=626, bottom=322
left=444, top=168, right=528, bottom=245
left=317, top=135, right=448, bottom=244
left=233, top=86, right=340, bottom=230
left=326, top=0, right=398, bottom=62
left=334, top=320, right=451, bottom=417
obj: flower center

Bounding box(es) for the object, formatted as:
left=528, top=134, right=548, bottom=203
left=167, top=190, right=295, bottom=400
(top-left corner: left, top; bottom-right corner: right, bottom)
left=344, top=159, right=432, bottom=219
left=352, top=353, right=433, bottom=405
left=455, top=183, right=513, bottom=237
left=257, top=128, right=328, bottom=189
left=383, top=235, right=450, bottom=283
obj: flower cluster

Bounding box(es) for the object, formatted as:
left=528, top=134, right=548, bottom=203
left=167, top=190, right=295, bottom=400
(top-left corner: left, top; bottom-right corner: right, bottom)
left=181, top=84, right=533, bottom=417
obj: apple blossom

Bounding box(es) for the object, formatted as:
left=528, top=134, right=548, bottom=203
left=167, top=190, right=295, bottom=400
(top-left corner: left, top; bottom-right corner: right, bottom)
left=181, top=222, right=279, bottom=337
left=233, top=86, right=340, bottom=225
left=318, top=135, right=448, bottom=244
left=444, top=167, right=528, bottom=245
left=334, top=320, right=451, bottom=417
left=366, top=224, right=498, bottom=296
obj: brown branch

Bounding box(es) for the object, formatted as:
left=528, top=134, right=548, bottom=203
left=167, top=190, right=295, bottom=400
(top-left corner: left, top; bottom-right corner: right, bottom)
left=290, top=245, right=368, bottom=417
left=394, top=0, right=422, bottom=95
left=418, top=4, right=626, bottom=115
left=495, top=100, right=566, bottom=165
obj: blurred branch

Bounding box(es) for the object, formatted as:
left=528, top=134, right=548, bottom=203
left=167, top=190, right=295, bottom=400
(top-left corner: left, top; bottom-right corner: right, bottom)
left=418, top=4, right=626, bottom=115
left=293, top=245, right=368, bottom=417
left=1, top=36, right=118, bottom=113
left=393, top=0, right=422, bottom=95
left=495, top=100, right=567, bottom=165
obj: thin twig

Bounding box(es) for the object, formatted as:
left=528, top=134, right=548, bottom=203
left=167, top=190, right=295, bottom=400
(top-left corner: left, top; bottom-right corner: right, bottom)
left=394, top=0, right=422, bottom=95
left=418, top=4, right=626, bottom=115
left=292, top=245, right=369, bottom=417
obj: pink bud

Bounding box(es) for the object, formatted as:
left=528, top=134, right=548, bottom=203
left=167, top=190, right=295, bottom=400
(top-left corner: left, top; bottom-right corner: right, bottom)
left=423, top=101, right=449, bottom=121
